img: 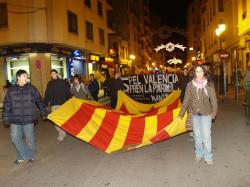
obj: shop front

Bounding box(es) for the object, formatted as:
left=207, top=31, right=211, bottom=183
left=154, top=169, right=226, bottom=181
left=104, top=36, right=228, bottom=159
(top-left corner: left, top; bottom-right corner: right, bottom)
left=0, top=43, right=86, bottom=96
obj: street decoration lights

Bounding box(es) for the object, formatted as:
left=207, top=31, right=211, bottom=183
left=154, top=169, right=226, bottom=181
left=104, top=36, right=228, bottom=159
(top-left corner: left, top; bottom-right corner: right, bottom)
left=154, top=42, right=186, bottom=53
left=215, top=23, right=226, bottom=97
left=167, top=58, right=182, bottom=65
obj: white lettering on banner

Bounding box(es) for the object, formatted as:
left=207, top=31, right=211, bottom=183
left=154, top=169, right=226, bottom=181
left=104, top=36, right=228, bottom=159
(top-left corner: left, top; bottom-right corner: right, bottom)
left=122, top=74, right=178, bottom=100
left=151, top=94, right=168, bottom=102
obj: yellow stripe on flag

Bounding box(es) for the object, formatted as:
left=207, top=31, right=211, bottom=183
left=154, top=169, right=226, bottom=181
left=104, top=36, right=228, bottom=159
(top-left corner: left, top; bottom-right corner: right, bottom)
left=106, top=115, right=131, bottom=153
left=143, top=115, right=158, bottom=143
left=76, top=108, right=106, bottom=142
left=48, top=98, right=83, bottom=127
left=165, top=108, right=187, bottom=137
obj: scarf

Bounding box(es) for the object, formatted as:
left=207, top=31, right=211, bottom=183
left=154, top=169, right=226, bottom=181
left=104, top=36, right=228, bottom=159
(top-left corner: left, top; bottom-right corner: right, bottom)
left=192, top=78, right=208, bottom=99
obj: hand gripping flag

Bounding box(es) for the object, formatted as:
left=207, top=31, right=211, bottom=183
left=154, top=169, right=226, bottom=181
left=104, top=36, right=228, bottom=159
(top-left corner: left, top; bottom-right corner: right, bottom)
left=48, top=90, right=187, bottom=153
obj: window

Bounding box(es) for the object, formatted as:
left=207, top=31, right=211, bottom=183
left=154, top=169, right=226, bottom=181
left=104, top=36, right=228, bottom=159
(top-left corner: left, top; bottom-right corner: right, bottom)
left=99, top=28, right=105, bottom=45
left=242, top=0, right=247, bottom=19
left=213, top=0, right=216, bottom=15
left=85, top=0, right=91, bottom=8
left=67, top=11, right=78, bottom=34
left=6, top=55, right=30, bottom=84
left=86, top=21, right=93, bottom=40
left=0, top=3, right=8, bottom=28
left=218, top=0, right=224, bottom=12
left=51, top=55, right=68, bottom=79
left=97, top=0, right=103, bottom=17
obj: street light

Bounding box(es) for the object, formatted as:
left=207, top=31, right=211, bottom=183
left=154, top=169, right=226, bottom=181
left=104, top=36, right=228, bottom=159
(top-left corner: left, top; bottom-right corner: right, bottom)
left=129, top=54, right=135, bottom=60
left=215, top=24, right=226, bottom=97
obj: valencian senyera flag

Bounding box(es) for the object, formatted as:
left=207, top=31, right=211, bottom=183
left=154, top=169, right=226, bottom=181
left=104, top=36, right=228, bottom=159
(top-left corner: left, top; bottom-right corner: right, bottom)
left=48, top=90, right=188, bottom=153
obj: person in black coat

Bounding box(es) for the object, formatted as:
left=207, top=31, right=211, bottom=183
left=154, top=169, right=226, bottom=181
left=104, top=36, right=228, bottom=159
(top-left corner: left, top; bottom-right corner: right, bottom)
left=109, top=72, right=124, bottom=108
left=179, top=68, right=190, bottom=103
left=3, top=70, right=47, bottom=164
left=88, top=74, right=99, bottom=101
left=44, top=69, right=71, bottom=141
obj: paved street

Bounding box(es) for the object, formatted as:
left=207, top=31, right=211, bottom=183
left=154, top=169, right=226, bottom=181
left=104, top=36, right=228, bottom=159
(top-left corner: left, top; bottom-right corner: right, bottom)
left=0, top=99, right=250, bottom=187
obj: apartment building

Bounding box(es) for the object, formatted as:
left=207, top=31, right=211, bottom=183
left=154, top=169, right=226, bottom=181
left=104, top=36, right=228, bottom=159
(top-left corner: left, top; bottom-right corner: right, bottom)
left=110, top=0, right=153, bottom=69
left=187, top=0, right=250, bottom=84
left=0, top=0, right=113, bottom=97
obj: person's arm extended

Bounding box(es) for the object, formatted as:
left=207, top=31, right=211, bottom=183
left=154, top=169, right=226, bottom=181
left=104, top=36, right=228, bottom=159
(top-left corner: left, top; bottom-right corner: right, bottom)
left=178, top=82, right=191, bottom=119
left=33, top=86, right=47, bottom=118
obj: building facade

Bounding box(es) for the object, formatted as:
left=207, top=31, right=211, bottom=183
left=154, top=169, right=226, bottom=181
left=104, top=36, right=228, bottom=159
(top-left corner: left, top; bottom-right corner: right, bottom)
left=110, top=0, right=153, bottom=69
left=0, top=0, right=113, bottom=99
left=187, top=0, right=250, bottom=86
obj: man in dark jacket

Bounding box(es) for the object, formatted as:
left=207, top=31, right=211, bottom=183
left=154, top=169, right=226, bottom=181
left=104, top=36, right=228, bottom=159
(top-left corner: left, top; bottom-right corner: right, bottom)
left=88, top=74, right=99, bottom=101
left=44, top=69, right=71, bottom=141
left=3, top=70, right=47, bottom=164
left=109, top=72, right=124, bottom=108
left=179, top=68, right=190, bottom=103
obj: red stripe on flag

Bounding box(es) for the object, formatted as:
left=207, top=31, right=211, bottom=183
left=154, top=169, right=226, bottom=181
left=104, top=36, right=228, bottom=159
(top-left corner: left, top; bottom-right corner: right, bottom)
left=123, top=117, right=145, bottom=146
left=151, top=130, right=171, bottom=143
left=89, top=111, right=120, bottom=151
left=157, top=111, right=173, bottom=132
left=61, top=103, right=96, bottom=136
left=151, top=111, right=173, bottom=143
left=119, top=103, right=130, bottom=114
left=166, top=98, right=179, bottom=112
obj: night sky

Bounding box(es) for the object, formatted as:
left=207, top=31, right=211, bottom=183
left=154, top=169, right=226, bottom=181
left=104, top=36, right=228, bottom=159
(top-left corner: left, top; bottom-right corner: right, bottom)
left=150, top=0, right=192, bottom=28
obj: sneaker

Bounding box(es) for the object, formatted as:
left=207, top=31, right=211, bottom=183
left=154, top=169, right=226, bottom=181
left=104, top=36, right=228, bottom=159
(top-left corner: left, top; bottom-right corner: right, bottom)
left=195, top=156, right=202, bottom=162
left=189, top=136, right=194, bottom=141
left=57, top=136, right=65, bottom=142
left=205, top=160, right=214, bottom=166
left=14, top=159, right=25, bottom=164
left=28, top=159, right=34, bottom=164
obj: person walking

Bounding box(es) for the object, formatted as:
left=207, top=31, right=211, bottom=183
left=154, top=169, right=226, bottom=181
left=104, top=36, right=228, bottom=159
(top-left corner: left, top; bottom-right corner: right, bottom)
left=44, top=69, right=71, bottom=141
left=177, top=65, right=218, bottom=165
left=2, top=80, right=12, bottom=101
left=3, top=70, right=47, bottom=164
left=70, top=74, right=94, bottom=100
left=109, top=72, right=124, bottom=108
left=88, top=74, right=99, bottom=102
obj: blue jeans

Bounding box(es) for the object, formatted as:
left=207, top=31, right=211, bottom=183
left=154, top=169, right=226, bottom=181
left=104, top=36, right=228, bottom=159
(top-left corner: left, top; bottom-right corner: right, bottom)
left=192, top=115, right=213, bottom=161
left=10, top=124, right=35, bottom=160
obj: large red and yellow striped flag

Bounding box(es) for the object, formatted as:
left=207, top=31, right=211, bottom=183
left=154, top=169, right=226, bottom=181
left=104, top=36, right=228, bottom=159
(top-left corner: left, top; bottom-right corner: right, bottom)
left=48, top=90, right=187, bottom=153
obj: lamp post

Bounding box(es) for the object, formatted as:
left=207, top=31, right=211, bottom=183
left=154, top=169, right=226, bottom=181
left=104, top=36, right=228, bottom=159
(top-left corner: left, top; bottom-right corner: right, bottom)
left=129, top=54, right=135, bottom=67
left=215, top=24, right=226, bottom=97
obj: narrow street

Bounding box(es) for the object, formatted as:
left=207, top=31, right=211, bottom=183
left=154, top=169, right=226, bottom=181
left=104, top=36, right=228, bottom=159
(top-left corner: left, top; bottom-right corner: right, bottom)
left=0, top=99, right=249, bottom=187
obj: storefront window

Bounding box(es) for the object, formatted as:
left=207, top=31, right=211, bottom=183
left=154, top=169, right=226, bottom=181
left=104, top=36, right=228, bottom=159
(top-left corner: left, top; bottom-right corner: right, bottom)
left=6, top=55, right=30, bottom=84
left=51, top=55, right=68, bottom=79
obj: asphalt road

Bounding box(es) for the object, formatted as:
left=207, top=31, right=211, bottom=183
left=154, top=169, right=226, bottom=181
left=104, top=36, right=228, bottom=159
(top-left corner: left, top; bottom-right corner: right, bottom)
left=0, top=100, right=250, bottom=187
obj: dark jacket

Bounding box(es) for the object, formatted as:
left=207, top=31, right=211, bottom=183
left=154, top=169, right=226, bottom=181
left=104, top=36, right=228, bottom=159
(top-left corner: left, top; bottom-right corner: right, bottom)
left=179, top=75, right=190, bottom=103
left=44, top=79, right=71, bottom=106
left=109, top=78, right=124, bottom=97
left=178, top=81, right=218, bottom=118
left=88, top=79, right=99, bottom=96
left=3, top=84, right=47, bottom=125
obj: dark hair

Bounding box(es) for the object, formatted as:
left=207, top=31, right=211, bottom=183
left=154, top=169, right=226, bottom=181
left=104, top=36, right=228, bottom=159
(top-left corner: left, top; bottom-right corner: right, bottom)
left=90, top=73, right=94, bottom=76
left=50, top=69, right=58, bottom=74
left=73, top=74, right=82, bottom=83
left=16, top=69, right=28, bottom=79
left=192, top=65, right=208, bottom=78
left=4, top=80, right=12, bottom=88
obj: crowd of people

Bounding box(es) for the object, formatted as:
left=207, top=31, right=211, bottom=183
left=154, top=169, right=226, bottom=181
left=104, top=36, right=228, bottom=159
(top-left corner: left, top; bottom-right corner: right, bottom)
left=1, top=64, right=249, bottom=166
left=2, top=69, right=124, bottom=164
